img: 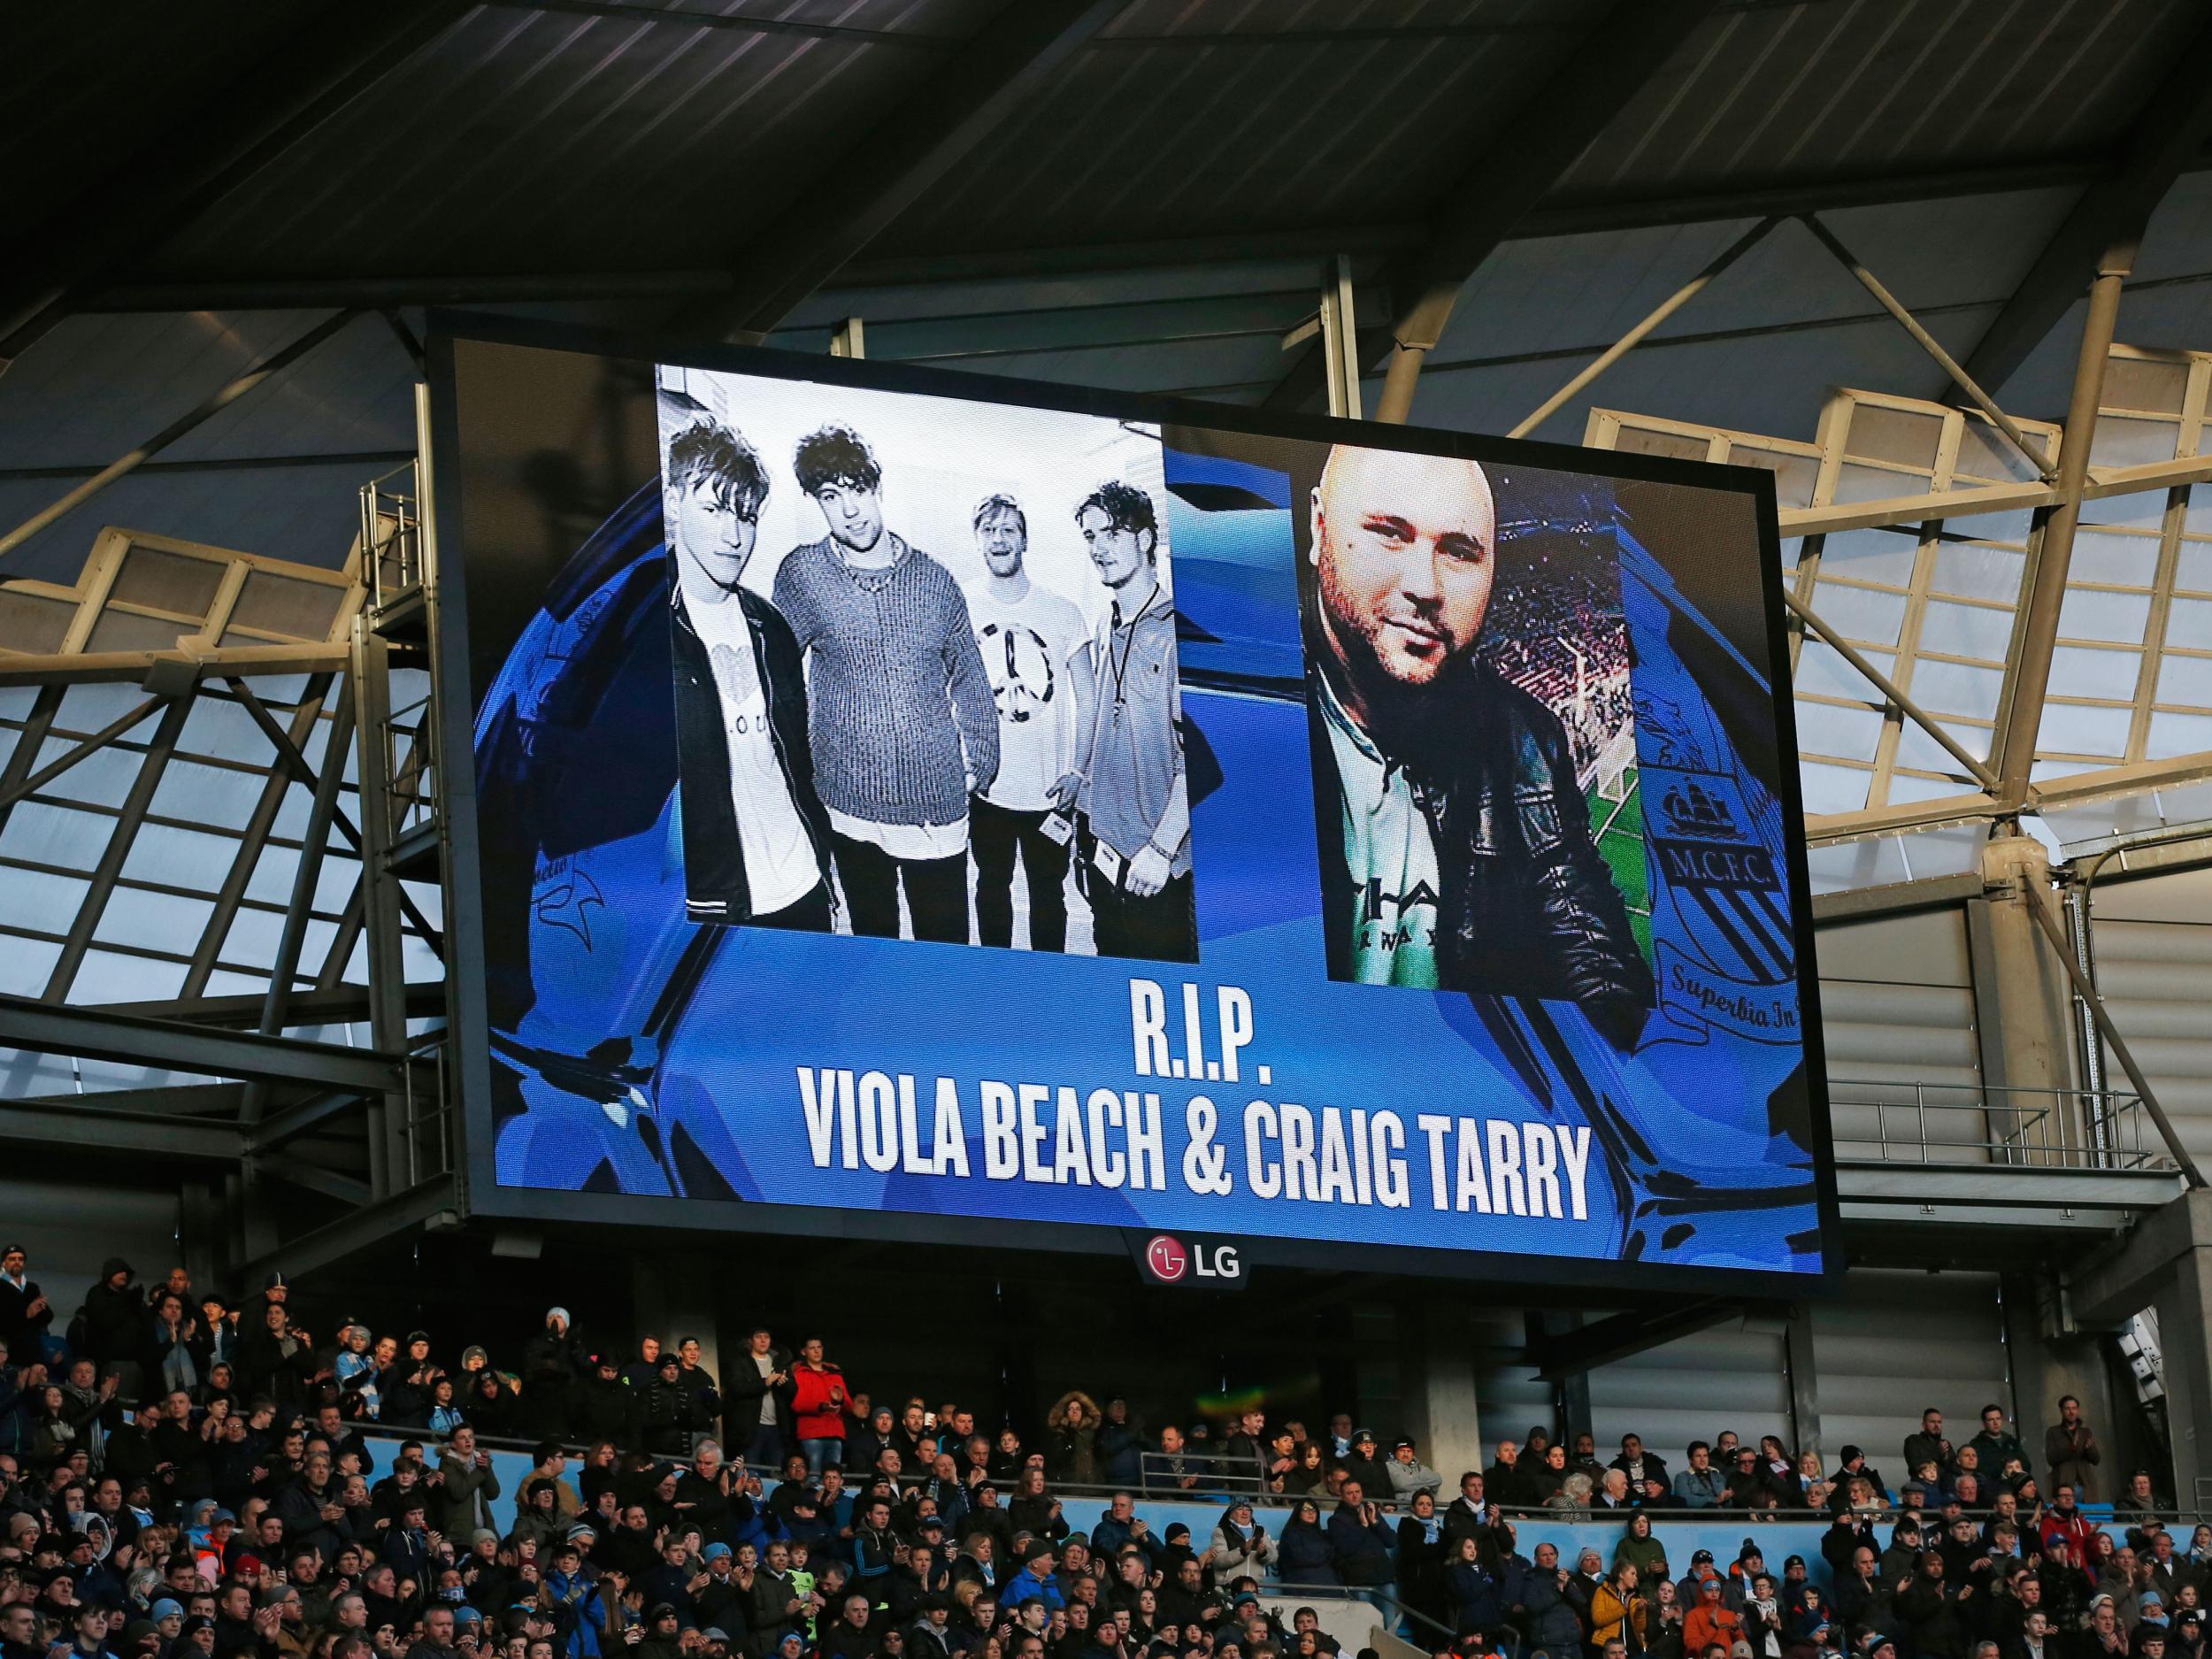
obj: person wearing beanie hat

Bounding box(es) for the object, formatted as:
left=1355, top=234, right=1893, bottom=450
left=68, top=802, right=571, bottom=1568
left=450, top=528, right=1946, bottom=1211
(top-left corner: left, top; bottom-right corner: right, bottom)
left=1731, top=1540, right=1766, bottom=1601
left=1337, top=1430, right=1386, bottom=1496
left=1677, top=1550, right=1743, bottom=1618
left=244, top=1270, right=297, bottom=1340
left=997, top=1542, right=1065, bottom=1613
left=1386, top=1437, right=1443, bottom=1503
left=1684, top=1573, right=1744, bottom=1656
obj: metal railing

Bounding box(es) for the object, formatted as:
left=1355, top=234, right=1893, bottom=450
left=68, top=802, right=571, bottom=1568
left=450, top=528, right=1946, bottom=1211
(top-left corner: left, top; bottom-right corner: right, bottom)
left=1140, top=1449, right=1267, bottom=1495
left=1827, top=1078, right=2177, bottom=1171
left=361, top=462, right=425, bottom=610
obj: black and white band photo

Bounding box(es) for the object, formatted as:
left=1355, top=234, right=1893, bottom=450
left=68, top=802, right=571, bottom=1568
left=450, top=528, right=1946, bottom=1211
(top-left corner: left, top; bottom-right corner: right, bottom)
left=657, top=365, right=1197, bottom=964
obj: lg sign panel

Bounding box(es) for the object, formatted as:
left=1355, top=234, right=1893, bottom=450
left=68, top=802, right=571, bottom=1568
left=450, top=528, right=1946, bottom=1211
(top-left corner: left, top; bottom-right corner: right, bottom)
left=433, top=317, right=1834, bottom=1289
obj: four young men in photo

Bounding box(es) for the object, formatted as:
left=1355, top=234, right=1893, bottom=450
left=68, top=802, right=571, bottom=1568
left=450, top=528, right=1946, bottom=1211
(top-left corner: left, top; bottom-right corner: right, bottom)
left=670, top=415, right=1195, bottom=962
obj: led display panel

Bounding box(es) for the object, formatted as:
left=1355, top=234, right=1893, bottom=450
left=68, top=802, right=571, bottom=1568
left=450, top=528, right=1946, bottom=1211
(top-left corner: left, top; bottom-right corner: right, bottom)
left=433, top=318, right=1835, bottom=1290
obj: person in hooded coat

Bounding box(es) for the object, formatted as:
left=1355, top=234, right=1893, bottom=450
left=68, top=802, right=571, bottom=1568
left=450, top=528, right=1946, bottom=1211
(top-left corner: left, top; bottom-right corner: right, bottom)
left=1044, top=1394, right=1102, bottom=1487
left=75, top=1261, right=145, bottom=1393
left=573, top=1356, right=636, bottom=1447
left=463, top=1368, right=518, bottom=1440
left=1277, top=1500, right=1339, bottom=1588
left=1616, top=1512, right=1669, bottom=1584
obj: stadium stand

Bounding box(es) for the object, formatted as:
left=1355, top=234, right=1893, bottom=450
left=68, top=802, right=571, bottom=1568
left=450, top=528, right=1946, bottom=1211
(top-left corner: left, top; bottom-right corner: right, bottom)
left=0, top=1244, right=2184, bottom=1659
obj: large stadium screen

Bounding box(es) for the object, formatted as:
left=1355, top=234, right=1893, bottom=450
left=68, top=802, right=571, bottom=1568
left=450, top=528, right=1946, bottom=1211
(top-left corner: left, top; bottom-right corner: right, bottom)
left=434, top=318, right=1834, bottom=1289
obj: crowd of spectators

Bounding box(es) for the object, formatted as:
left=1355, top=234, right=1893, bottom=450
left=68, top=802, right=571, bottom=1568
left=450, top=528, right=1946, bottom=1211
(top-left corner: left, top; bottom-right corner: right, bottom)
left=0, top=1245, right=2196, bottom=1659
left=1478, top=555, right=1631, bottom=776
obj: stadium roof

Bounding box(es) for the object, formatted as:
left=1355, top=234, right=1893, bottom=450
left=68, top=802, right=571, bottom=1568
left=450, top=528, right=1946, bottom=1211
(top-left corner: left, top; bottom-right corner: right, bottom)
left=10, top=0, right=2212, bottom=1049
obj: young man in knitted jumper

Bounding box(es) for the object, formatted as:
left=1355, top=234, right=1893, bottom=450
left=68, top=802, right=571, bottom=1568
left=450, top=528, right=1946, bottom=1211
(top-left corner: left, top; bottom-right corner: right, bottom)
left=772, top=423, right=999, bottom=942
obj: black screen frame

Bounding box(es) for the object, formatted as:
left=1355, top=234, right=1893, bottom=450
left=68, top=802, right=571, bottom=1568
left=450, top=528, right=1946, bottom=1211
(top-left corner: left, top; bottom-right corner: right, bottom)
left=425, top=308, right=1840, bottom=1299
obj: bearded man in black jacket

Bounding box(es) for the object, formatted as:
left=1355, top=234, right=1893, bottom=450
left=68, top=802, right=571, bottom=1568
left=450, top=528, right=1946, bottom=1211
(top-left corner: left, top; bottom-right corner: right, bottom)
left=1301, top=444, right=1652, bottom=1043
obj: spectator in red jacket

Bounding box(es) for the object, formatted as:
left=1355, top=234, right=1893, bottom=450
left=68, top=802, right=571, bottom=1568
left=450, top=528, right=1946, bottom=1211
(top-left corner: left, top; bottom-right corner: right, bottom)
left=2041, top=1484, right=2096, bottom=1563
left=786, top=1337, right=849, bottom=1479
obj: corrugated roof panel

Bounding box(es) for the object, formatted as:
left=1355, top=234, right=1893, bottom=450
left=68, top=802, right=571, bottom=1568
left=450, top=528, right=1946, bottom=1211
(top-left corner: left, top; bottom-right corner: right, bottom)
left=1102, top=0, right=1588, bottom=38
left=8, top=3, right=301, bottom=227
left=152, top=7, right=946, bottom=280
left=1557, top=0, right=2200, bottom=200
left=890, top=24, right=1566, bottom=253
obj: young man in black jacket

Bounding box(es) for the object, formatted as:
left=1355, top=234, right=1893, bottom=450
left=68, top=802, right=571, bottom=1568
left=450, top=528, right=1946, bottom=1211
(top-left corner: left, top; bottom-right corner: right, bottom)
left=665, top=419, right=834, bottom=933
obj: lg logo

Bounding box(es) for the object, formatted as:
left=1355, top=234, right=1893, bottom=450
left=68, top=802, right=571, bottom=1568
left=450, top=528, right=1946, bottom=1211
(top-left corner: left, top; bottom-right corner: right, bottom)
left=1143, top=1233, right=1240, bottom=1285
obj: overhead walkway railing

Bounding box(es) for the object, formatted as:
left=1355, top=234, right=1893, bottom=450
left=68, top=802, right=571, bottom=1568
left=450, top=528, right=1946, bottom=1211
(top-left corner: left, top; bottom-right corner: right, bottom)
left=1827, top=1077, right=2188, bottom=1225
left=1830, top=1078, right=2175, bottom=1171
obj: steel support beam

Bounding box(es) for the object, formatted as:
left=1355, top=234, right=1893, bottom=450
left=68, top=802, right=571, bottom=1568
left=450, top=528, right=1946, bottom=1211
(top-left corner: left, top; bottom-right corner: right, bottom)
left=266, top=1163, right=372, bottom=1206
left=0, top=1094, right=241, bottom=1163
left=0, top=311, right=362, bottom=562
left=1508, top=216, right=1782, bottom=439
left=234, top=1175, right=459, bottom=1288
left=1991, top=256, right=2131, bottom=807
left=0, top=685, right=64, bottom=841
left=350, top=623, right=407, bottom=1197
left=0, top=994, right=413, bottom=1095
left=676, top=0, right=1127, bottom=343
left=3, top=1081, right=243, bottom=1118
left=1798, top=214, right=2057, bottom=479
left=248, top=1088, right=373, bottom=1156
left=0, top=4, right=463, bottom=366
left=1962, top=15, right=2212, bottom=395
left=96, top=985, right=441, bottom=1030
left=227, top=671, right=443, bottom=952
left=1784, top=1304, right=1824, bottom=1461
left=0, top=694, right=167, bottom=814
left=1783, top=590, right=1999, bottom=791
left=42, top=696, right=191, bottom=1001
left=255, top=677, right=358, bottom=1076
left=0, top=450, right=416, bottom=484
left=1317, top=256, right=1363, bottom=420
left=1365, top=0, right=1723, bottom=424
left=184, top=675, right=334, bottom=999
left=1809, top=870, right=1985, bottom=924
